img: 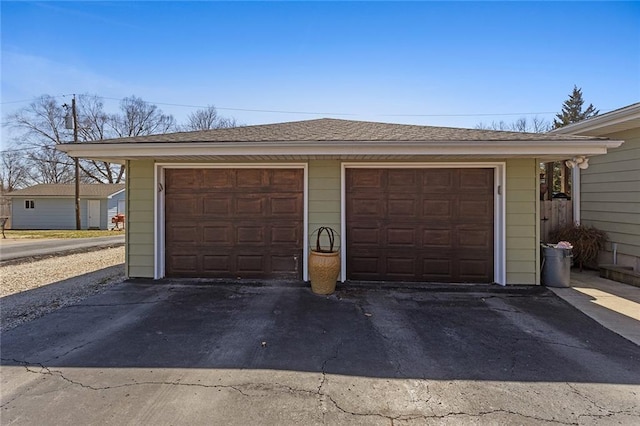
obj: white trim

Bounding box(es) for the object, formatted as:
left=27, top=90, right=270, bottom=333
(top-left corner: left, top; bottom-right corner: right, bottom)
left=154, top=163, right=308, bottom=280
left=341, top=162, right=507, bottom=285
left=551, top=103, right=640, bottom=135
left=107, top=188, right=126, bottom=199
left=154, top=166, right=164, bottom=279
left=59, top=139, right=624, bottom=160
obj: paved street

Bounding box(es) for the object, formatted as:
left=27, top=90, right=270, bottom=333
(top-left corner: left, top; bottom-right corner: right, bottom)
left=0, top=235, right=125, bottom=262
left=1, top=282, right=639, bottom=425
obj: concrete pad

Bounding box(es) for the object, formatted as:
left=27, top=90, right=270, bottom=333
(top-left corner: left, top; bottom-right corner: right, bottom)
left=551, top=270, right=640, bottom=346
left=2, top=282, right=639, bottom=424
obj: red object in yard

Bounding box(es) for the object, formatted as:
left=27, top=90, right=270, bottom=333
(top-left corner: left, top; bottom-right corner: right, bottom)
left=111, top=213, right=125, bottom=230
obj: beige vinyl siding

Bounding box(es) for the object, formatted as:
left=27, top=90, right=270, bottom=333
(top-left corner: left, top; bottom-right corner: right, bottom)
left=505, top=158, right=538, bottom=285
left=308, top=160, right=341, bottom=278
left=308, top=160, right=341, bottom=231
left=124, top=158, right=540, bottom=283
left=126, top=160, right=155, bottom=278
left=580, top=128, right=640, bottom=260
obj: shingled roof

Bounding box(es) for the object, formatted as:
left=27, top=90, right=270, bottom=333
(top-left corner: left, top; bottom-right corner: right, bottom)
left=7, top=184, right=125, bottom=198
left=86, top=118, right=601, bottom=144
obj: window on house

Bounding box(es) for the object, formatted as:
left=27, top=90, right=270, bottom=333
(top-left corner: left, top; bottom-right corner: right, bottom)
left=25, top=200, right=35, bottom=209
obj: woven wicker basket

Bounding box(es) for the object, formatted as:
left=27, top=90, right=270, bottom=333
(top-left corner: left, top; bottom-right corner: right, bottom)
left=309, top=227, right=340, bottom=295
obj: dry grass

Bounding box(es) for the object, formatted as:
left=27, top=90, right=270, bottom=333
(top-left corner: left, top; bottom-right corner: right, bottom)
left=549, top=224, right=608, bottom=270
left=3, top=229, right=122, bottom=239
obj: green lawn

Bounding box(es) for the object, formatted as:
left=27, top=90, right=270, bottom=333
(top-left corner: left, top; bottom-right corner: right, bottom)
left=3, top=230, right=122, bottom=239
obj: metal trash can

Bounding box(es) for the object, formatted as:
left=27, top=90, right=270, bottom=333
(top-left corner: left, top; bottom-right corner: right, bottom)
left=541, top=244, right=573, bottom=287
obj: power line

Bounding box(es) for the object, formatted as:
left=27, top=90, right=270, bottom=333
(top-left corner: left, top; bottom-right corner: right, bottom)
left=1, top=93, right=619, bottom=118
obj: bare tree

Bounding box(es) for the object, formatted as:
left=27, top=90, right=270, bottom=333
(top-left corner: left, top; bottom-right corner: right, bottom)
left=475, top=116, right=550, bottom=133
left=26, top=146, right=75, bottom=184
left=183, top=105, right=238, bottom=131
left=1, top=147, right=30, bottom=192
left=0, top=146, right=29, bottom=221
left=109, top=96, right=176, bottom=137
left=6, top=94, right=178, bottom=184
left=76, top=95, right=124, bottom=183
left=8, top=95, right=67, bottom=146
left=6, top=95, right=75, bottom=184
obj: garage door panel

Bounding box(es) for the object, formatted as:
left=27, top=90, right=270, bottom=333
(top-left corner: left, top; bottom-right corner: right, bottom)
left=349, top=197, right=384, bottom=217
left=422, top=169, right=454, bottom=192
left=236, top=169, right=265, bottom=188
left=347, top=168, right=494, bottom=283
left=165, top=168, right=303, bottom=279
left=457, top=229, right=492, bottom=248
left=423, top=199, right=453, bottom=217
left=350, top=227, right=381, bottom=245
left=203, top=197, right=231, bottom=216
left=422, top=258, right=452, bottom=276
left=459, top=259, right=491, bottom=281
left=168, top=255, right=198, bottom=274
left=235, top=196, right=266, bottom=216
left=203, top=225, right=232, bottom=244
left=386, top=257, right=417, bottom=276
left=271, top=255, right=298, bottom=273
left=423, top=229, right=453, bottom=247
left=166, top=196, right=199, bottom=216
left=167, top=225, right=199, bottom=243
left=388, top=169, right=419, bottom=191
left=236, top=254, right=264, bottom=274
left=270, top=196, right=302, bottom=215
left=460, top=169, right=493, bottom=190
left=349, top=169, right=383, bottom=189
left=167, top=169, right=200, bottom=189
left=202, top=169, right=233, bottom=188
left=271, top=169, right=304, bottom=190
left=459, top=199, right=492, bottom=218
left=388, top=198, right=418, bottom=217
left=235, top=226, right=264, bottom=244
left=202, top=255, right=230, bottom=273
left=387, top=228, right=417, bottom=246
left=271, top=226, right=300, bottom=244
left=349, top=254, right=381, bottom=276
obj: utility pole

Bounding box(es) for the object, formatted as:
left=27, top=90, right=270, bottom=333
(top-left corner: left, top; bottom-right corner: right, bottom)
left=72, top=95, right=81, bottom=230
left=64, top=95, right=81, bottom=230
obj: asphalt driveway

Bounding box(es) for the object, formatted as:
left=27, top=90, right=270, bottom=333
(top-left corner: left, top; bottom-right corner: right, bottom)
left=0, top=235, right=125, bottom=263
left=2, top=282, right=639, bottom=425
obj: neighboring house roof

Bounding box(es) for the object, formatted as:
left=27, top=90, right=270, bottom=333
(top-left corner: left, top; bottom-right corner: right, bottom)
left=57, top=117, right=624, bottom=162
left=551, top=103, right=640, bottom=136
left=7, top=184, right=125, bottom=198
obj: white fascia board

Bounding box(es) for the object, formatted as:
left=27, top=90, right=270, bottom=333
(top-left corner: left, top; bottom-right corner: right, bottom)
left=57, top=139, right=625, bottom=159
left=551, top=105, right=640, bottom=135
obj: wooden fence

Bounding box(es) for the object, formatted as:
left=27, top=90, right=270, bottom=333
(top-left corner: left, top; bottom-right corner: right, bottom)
left=540, top=200, right=573, bottom=243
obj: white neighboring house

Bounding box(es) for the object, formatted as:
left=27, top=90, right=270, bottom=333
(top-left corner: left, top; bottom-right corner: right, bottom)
left=552, top=103, right=640, bottom=272
left=8, top=184, right=125, bottom=230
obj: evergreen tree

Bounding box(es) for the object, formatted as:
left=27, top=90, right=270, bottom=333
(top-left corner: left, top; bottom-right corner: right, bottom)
left=552, top=85, right=599, bottom=129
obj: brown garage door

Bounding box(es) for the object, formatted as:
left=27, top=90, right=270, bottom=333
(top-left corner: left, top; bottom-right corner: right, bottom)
left=346, top=168, right=494, bottom=283
left=165, top=168, right=303, bottom=279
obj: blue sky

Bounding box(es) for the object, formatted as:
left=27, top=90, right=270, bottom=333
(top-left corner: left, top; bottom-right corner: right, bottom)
left=2, top=1, right=639, bottom=138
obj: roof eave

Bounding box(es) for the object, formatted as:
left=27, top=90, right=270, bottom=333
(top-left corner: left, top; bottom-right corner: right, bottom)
left=57, top=139, right=624, bottom=160
left=551, top=104, right=640, bottom=136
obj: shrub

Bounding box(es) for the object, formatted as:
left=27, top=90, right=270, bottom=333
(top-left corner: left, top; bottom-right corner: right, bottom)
left=548, top=224, right=608, bottom=270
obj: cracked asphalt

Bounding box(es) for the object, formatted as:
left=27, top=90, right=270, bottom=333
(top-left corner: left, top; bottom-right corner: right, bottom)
left=1, top=282, right=639, bottom=425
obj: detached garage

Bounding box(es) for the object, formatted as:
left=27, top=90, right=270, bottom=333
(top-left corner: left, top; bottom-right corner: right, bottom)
left=58, top=118, right=623, bottom=285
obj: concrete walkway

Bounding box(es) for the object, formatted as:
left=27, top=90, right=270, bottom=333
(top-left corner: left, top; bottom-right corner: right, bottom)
left=550, top=269, right=640, bottom=346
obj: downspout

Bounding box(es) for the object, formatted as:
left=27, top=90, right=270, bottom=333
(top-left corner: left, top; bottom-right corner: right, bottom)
left=572, top=166, right=580, bottom=225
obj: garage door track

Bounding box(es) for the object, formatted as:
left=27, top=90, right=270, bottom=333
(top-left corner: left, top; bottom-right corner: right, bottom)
left=2, top=282, right=639, bottom=425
